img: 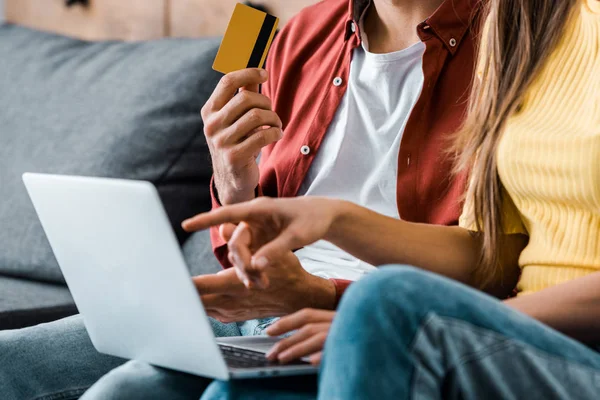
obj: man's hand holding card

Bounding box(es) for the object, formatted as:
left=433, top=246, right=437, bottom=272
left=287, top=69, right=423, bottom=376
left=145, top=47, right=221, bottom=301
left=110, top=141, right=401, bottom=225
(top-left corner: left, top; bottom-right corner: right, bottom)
left=202, top=3, right=281, bottom=206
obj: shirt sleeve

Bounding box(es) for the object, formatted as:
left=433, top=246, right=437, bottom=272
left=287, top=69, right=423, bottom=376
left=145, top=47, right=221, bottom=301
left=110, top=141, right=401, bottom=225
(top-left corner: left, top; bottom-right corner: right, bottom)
left=209, top=177, right=231, bottom=269
left=330, top=279, right=353, bottom=307
left=210, top=178, right=264, bottom=269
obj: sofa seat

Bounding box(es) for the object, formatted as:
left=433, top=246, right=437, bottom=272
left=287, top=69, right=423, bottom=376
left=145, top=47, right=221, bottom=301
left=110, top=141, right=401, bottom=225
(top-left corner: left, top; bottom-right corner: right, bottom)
left=0, top=276, right=76, bottom=330
left=0, top=229, right=222, bottom=331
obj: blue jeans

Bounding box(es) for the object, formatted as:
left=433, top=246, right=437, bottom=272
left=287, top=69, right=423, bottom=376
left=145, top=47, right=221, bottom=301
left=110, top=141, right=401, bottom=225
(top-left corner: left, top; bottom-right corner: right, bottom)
left=202, top=266, right=600, bottom=400
left=80, top=317, right=278, bottom=399
left=0, top=312, right=276, bottom=400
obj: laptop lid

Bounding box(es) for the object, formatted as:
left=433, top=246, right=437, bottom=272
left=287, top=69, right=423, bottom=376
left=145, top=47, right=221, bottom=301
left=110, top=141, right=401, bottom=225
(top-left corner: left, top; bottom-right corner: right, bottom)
left=22, top=173, right=230, bottom=380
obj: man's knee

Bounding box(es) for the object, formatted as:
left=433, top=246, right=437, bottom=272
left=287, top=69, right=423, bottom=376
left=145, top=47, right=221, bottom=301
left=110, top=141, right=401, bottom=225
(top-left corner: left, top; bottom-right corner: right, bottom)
left=0, top=326, right=38, bottom=396
left=0, top=315, right=85, bottom=366
left=82, top=360, right=209, bottom=400
left=0, top=315, right=90, bottom=399
left=82, top=360, right=160, bottom=400
left=202, top=380, right=235, bottom=400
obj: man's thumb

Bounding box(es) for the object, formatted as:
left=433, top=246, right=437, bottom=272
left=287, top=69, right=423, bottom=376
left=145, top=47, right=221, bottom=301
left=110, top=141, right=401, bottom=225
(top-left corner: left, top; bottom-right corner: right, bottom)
left=219, top=223, right=237, bottom=242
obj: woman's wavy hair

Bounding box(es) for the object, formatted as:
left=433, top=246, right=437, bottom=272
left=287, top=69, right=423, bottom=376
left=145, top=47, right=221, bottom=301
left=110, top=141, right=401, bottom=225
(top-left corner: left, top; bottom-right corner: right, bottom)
left=454, top=0, right=578, bottom=288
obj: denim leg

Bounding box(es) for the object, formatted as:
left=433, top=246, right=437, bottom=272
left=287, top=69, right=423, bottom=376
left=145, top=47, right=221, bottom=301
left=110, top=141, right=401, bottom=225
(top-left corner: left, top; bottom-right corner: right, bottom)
left=237, top=317, right=280, bottom=336
left=201, top=376, right=318, bottom=400
left=79, top=360, right=213, bottom=400
left=319, top=266, right=600, bottom=400
left=80, top=318, right=241, bottom=400
left=0, top=315, right=125, bottom=400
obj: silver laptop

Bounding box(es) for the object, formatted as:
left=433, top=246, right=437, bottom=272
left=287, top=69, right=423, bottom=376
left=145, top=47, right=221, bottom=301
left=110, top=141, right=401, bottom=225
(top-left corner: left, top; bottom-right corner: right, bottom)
left=22, top=173, right=317, bottom=380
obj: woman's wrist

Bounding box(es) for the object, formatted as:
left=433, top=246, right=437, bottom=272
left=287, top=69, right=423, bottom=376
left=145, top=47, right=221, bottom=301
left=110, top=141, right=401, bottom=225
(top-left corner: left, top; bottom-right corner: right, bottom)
left=324, top=199, right=357, bottom=244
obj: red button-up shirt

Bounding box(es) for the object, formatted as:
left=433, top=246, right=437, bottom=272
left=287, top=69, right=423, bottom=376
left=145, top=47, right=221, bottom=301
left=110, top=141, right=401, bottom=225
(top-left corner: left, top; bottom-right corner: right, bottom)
left=211, top=0, right=480, bottom=302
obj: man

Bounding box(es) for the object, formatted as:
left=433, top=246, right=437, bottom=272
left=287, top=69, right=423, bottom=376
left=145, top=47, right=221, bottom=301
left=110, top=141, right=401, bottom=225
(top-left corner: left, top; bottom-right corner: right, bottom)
left=0, top=0, right=479, bottom=398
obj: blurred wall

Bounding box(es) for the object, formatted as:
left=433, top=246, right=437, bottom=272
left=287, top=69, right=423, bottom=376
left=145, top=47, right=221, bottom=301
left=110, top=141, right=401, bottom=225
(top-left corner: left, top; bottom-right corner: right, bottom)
left=0, top=0, right=4, bottom=22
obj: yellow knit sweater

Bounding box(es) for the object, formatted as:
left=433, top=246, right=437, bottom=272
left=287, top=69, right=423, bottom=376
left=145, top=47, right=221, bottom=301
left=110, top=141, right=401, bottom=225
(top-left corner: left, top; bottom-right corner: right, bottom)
left=462, top=0, right=600, bottom=295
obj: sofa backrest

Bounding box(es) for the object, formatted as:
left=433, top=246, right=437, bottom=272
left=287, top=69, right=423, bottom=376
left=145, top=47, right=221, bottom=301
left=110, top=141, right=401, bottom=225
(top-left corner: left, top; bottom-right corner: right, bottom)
left=0, top=24, right=222, bottom=283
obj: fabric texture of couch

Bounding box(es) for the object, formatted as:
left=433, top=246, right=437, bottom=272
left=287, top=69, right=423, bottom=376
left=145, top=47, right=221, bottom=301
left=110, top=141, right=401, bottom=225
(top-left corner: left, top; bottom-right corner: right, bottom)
left=0, top=23, right=223, bottom=330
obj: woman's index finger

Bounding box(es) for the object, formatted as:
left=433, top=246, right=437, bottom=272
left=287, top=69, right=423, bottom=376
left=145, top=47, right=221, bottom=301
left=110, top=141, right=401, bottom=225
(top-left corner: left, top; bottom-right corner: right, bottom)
left=181, top=205, right=252, bottom=232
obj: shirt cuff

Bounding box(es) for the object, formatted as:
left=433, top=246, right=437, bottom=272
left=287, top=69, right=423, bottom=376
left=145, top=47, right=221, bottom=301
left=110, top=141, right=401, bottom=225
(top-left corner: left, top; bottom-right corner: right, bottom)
left=209, top=176, right=262, bottom=269
left=330, top=279, right=353, bottom=307
left=210, top=176, right=263, bottom=208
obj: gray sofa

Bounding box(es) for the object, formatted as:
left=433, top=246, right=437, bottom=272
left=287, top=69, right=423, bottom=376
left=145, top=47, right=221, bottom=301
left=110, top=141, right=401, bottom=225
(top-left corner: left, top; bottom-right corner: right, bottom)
left=0, top=24, right=224, bottom=330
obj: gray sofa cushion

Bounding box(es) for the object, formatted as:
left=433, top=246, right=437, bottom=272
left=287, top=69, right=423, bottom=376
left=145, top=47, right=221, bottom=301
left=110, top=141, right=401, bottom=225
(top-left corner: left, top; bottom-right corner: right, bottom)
left=0, top=276, right=76, bottom=330
left=183, top=230, right=222, bottom=277
left=0, top=24, right=222, bottom=284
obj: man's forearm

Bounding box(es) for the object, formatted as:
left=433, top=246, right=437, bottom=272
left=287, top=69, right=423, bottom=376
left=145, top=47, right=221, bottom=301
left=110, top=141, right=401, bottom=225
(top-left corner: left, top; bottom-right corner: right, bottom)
left=505, top=272, right=600, bottom=344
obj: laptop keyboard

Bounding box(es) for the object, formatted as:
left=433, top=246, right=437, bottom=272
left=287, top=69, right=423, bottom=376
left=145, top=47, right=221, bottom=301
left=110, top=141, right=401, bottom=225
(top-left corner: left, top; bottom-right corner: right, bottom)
left=219, top=345, right=309, bottom=369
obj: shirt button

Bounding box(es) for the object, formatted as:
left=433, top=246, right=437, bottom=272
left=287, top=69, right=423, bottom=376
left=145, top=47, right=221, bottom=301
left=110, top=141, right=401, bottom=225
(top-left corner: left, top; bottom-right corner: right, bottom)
left=449, top=38, right=457, bottom=47
left=300, top=145, right=311, bottom=155
left=333, top=77, right=343, bottom=87
left=350, top=22, right=357, bottom=33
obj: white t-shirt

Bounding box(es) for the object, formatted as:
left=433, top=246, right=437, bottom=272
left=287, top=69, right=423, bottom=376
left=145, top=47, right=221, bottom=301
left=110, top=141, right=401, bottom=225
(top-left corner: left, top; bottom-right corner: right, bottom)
left=294, top=28, right=426, bottom=281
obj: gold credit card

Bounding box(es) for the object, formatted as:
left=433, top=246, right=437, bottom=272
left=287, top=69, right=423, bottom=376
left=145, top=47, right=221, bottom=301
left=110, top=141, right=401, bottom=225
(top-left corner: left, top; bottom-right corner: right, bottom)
left=213, top=3, right=279, bottom=74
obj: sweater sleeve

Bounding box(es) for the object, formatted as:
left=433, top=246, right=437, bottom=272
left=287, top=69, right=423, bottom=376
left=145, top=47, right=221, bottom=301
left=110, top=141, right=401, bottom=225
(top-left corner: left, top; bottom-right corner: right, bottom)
left=459, top=184, right=528, bottom=236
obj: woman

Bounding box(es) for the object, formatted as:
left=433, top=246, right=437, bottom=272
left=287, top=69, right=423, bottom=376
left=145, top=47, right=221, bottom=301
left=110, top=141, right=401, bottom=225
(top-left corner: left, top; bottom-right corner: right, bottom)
left=185, top=0, right=600, bottom=398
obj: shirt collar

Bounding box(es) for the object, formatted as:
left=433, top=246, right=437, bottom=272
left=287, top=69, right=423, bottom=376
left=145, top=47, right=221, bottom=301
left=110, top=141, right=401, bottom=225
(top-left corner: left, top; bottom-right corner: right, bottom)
left=345, top=0, right=481, bottom=55
left=351, top=0, right=371, bottom=21
left=424, top=0, right=482, bottom=54
left=345, top=0, right=369, bottom=41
